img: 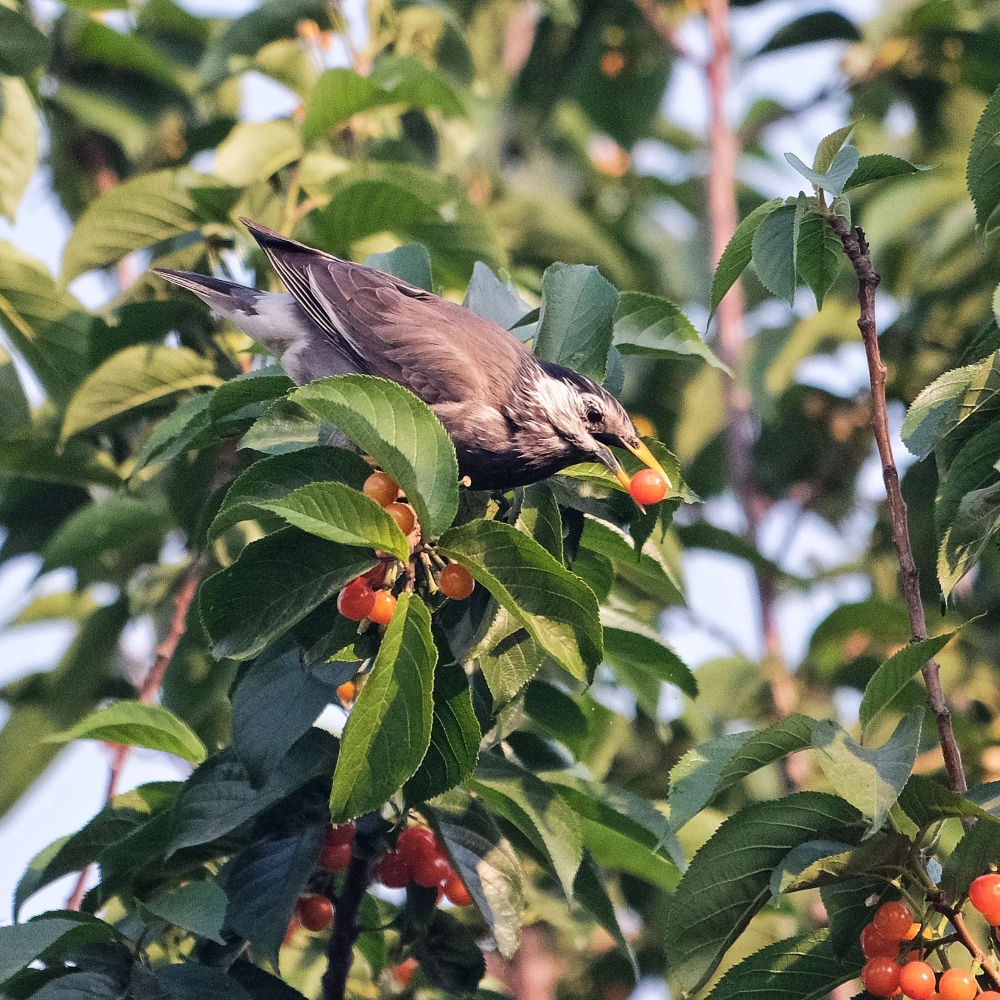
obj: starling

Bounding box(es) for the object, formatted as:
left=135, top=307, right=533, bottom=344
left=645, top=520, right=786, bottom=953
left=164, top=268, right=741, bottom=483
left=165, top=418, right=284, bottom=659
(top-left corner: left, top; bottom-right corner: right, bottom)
left=155, top=219, right=668, bottom=492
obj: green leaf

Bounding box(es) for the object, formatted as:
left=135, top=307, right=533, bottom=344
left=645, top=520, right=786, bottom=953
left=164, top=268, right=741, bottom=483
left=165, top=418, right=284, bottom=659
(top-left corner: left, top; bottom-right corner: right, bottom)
left=573, top=851, right=637, bottom=974
left=938, top=481, right=1000, bottom=599
left=463, top=602, right=547, bottom=705
left=214, top=120, right=302, bottom=186
left=0, top=8, right=50, bottom=76
left=844, top=154, right=922, bottom=190
left=364, top=243, right=433, bottom=291
left=579, top=515, right=683, bottom=603
left=704, top=930, right=858, bottom=1000
left=131, top=394, right=213, bottom=476
left=404, top=655, right=480, bottom=803
left=523, top=681, right=588, bottom=742
left=710, top=198, right=783, bottom=318
left=427, top=790, right=525, bottom=959
left=795, top=211, right=842, bottom=309
left=941, top=820, right=1000, bottom=902
left=770, top=832, right=911, bottom=896
left=0, top=436, right=122, bottom=490
left=534, top=262, right=619, bottom=382
left=210, top=447, right=369, bottom=538
left=613, top=292, right=729, bottom=371
left=61, top=171, right=205, bottom=282
left=239, top=399, right=338, bottom=454
left=330, top=593, right=436, bottom=822
left=663, top=793, right=862, bottom=995
left=752, top=202, right=801, bottom=306
left=600, top=609, right=697, bottom=698
left=516, top=482, right=563, bottom=560
left=438, top=518, right=603, bottom=682
left=901, top=349, right=1000, bottom=459
left=812, top=708, right=923, bottom=836
left=577, top=815, right=679, bottom=892
left=813, top=123, right=857, bottom=174
left=462, top=261, right=533, bottom=330
left=968, top=83, right=1000, bottom=232
left=0, top=919, right=90, bottom=985
left=257, top=481, right=410, bottom=561
left=858, top=632, right=956, bottom=737
left=757, top=12, right=861, bottom=54
left=0, top=241, right=92, bottom=404
left=935, top=422, right=1000, bottom=536
left=199, top=528, right=376, bottom=660
left=61, top=345, right=221, bottom=441
left=898, top=774, right=1000, bottom=828
left=471, top=754, right=584, bottom=900
left=413, top=911, right=486, bottom=995
left=785, top=145, right=860, bottom=196
left=0, top=78, right=38, bottom=222
left=291, top=375, right=458, bottom=537
left=143, top=880, right=228, bottom=944
left=48, top=702, right=207, bottom=763
left=154, top=964, right=254, bottom=1000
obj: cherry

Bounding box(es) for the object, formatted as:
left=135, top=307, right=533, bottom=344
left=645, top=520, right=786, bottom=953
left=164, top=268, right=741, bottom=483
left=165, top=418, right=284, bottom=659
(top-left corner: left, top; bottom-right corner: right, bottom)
left=368, top=591, right=397, bottom=626
left=874, top=901, right=915, bottom=940
left=396, top=826, right=438, bottom=861
left=325, top=822, right=356, bottom=846
left=439, top=563, right=475, bottom=600
left=861, top=923, right=898, bottom=959
left=337, top=680, right=356, bottom=704
left=377, top=850, right=411, bottom=889
left=412, top=851, right=450, bottom=889
left=862, top=958, right=902, bottom=998
left=443, top=871, right=472, bottom=906
left=318, top=841, right=352, bottom=873
left=386, top=502, right=416, bottom=536
left=628, top=468, right=668, bottom=505
left=982, top=904, right=1000, bottom=926
left=337, top=578, right=376, bottom=621
left=978, top=993, right=1000, bottom=999
left=363, top=471, right=399, bottom=507
left=969, top=873, right=1000, bottom=915
left=899, top=961, right=936, bottom=1000
left=937, top=969, right=977, bottom=1000
left=392, top=957, right=418, bottom=987
left=296, top=894, right=333, bottom=932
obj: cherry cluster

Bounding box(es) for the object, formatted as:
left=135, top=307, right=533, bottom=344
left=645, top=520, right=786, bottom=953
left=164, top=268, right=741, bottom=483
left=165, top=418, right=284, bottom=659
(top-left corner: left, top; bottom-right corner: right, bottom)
left=287, top=823, right=359, bottom=935
left=377, top=826, right=472, bottom=907
left=860, top=882, right=1000, bottom=1000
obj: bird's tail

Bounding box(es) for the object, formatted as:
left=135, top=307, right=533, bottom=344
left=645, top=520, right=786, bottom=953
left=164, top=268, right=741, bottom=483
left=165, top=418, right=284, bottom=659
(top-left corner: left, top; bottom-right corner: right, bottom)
left=153, top=268, right=262, bottom=316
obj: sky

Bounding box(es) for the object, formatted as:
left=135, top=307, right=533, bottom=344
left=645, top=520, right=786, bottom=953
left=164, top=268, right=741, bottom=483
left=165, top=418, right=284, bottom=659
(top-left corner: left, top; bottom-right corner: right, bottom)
left=0, top=0, right=886, bottom=932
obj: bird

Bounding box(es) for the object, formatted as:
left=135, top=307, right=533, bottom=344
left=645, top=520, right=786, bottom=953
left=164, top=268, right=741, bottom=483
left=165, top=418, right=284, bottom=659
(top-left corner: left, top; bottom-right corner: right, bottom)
left=154, top=218, right=668, bottom=493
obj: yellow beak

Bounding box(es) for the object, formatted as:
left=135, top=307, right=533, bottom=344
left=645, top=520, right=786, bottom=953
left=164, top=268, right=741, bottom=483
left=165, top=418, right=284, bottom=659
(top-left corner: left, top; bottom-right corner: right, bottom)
left=623, top=439, right=672, bottom=488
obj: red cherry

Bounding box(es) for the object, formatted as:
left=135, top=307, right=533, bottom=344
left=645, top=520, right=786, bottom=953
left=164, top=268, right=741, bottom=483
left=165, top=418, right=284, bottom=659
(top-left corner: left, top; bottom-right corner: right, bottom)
left=386, top=502, right=416, bottom=536
left=628, top=468, right=668, bottom=505
left=977, top=993, right=1000, bottom=999
left=969, top=873, right=1000, bottom=915
left=368, top=590, right=396, bottom=625
left=363, top=471, right=399, bottom=507
left=443, top=871, right=472, bottom=906
left=862, top=958, right=902, bottom=998
left=318, top=842, right=352, bottom=873
left=899, top=961, right=936, bottom=1000
left=874, top=901, right=914, bottom=940
left=981, top=903, right=1000, bottom=926
left=377, top=850, right=411, bottom=889
left=296, top=894, right=333, bottom=932
left=392, top=957, right=418, bottom=987
left=937, top=969, right=977, bottom=1000
left=861, top=923, right=898, bottom=959
left=337, top=579, right=376, bottom=621
left=439, top=563, right=475, bottom=600
left=336, top=680, right=356, bottom=704
left=325, top=822, right=356, bottom=846
left=412, top=851, right=450, bottom=889
left=396, top=826, right=438, bottom=861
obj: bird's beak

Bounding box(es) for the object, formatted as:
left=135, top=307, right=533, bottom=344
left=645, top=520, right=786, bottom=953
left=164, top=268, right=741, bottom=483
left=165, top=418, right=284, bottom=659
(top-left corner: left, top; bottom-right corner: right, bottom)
left=623, top=439, right=672, bottom=488
left=594, top=444, right=633, bottom=491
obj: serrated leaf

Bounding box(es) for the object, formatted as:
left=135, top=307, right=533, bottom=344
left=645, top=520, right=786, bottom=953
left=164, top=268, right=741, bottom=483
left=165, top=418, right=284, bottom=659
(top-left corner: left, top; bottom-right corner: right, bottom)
left=48, top=702, right=206, bottom=763
left=813, top=123, right=857, bottom=174
left=291, top=375, right=458, bottom=537
left=0, top=78, right=38, bottom=222
left=462, top=261, right=533, bottom=330
left=364, top=243, right=432, bottom=291
left=62, top=346, right=221, bottom=442
left=710, top=198, right=783, bottom=318
left=404, top=655, right=480, bottom=803
left=859, top=632, right=956, bottom=737
left=844, top=154, right=922, bottom=190
left=534, top=262, right=618, bottom=382
left=941, top=821, right=1000, bottom=902
left=329, top=593, right=436, bottom=822
left=968, top=83, right=1000, bottom=232
left=199, top=528, right=376, bottom=660
left=438, top=518, right=603, bottom=682
left=813, top=708, right=923, bottom=835
left=663, top=793, right=862, bottom=995
left=471, top=754, right=584, bottom=900
left=757, top=11, right=861, bottom=55
left=573, top=852, right=638, bottom=975
left=143, top=881, right=228, bottom=944
left=785, top=145, right=860, bottom=196
left=0, top=919, right=91, bottom=985
left=898, top=774, right=1000, bottom=828
left=257, top=481, right=410, bottom=561
left=130, top=394, right=213, bottom=476
left=796, top=211, right=842, bottom=309
left=580, top=516, right=682, bottom=603
left=210, top=447, right=369, bottom=538
left=600, top=609, right=697, bottom=698
left=935, top=422, right=1000, bottom=536
left=939, top=481, right=1000, bottom=599
left=770, top=832, right=911, bottom=896
left=613, top=292, right=729, bottom=371
left=427, top=790, right=525, bottom=959
left=752, top=202, right=799, bottom=304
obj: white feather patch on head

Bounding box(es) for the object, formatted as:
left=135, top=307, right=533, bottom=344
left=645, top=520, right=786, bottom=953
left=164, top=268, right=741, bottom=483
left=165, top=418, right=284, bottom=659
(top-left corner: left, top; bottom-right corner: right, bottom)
left=529, top=375, right=588, bottom=439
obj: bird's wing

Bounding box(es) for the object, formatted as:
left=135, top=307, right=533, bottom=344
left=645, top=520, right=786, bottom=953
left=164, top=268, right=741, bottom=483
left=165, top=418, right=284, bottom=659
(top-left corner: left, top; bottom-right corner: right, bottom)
left=242, top=220, right=530, bottom=405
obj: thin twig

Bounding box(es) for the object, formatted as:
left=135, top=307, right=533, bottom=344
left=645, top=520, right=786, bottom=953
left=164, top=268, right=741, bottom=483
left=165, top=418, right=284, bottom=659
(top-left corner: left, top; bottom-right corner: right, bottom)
left=827, top=215, right=967, bottom=796
left=321, top=853, right=372, bottom=1000
left=932, top=895, right=1000, bottom=988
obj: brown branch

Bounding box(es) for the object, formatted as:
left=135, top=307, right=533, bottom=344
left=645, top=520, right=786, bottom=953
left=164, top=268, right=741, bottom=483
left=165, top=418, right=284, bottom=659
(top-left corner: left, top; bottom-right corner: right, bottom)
left=321, top=853, right=371, bottom=1000
left=827, top=215, right=967, bottom=796
left=932, top=895, right=1000, bottom=988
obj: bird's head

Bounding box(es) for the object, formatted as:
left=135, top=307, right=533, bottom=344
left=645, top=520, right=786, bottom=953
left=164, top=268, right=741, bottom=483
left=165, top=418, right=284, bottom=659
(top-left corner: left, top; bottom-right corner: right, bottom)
left=534, top=362, right=671, bottom=495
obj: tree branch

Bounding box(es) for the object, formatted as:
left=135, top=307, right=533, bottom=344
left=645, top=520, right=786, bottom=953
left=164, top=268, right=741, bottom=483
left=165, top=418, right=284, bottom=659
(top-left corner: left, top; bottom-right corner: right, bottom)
left=932, top=894, right=1000, bottom=988
left=321, top=853, right=371, bottom=1000
left=827, top=214, right=967, bottom=796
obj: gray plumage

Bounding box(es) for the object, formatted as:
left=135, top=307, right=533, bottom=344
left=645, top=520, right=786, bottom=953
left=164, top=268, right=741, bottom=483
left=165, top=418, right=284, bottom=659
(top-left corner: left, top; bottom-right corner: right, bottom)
left=154, top=219, right=663, bottom=491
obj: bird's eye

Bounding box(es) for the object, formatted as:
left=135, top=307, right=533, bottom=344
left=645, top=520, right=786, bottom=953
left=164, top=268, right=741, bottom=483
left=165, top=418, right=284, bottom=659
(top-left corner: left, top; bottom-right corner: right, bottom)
left=586, top=405, right=602, bottom=425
